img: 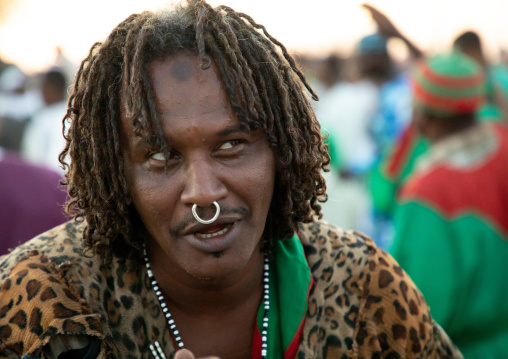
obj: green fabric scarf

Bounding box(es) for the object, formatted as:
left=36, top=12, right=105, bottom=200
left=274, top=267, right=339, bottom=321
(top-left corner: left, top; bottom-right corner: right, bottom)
left=255, top=234, right=312, bottom=359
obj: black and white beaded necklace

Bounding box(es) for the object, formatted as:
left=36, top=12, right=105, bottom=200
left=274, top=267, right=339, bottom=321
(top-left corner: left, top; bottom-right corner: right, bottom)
left=143, top=245, right=270, bottom=359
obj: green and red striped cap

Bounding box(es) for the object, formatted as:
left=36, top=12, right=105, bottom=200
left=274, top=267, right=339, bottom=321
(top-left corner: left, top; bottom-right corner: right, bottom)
left=412, top=52, right=486, bottom=117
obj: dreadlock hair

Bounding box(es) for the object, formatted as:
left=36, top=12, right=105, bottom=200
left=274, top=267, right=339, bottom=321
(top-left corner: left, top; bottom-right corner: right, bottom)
left=59, top=0, right=330, bottom=260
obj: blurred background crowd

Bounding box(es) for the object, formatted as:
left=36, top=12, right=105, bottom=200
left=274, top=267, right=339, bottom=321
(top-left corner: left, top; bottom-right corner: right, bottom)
left=307, top=19, right=508, bottom=247
left=1, top=1, right=507, bottom=357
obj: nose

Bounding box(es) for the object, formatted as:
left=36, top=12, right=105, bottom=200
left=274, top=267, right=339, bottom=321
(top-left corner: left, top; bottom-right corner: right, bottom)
left=180, top=158, right=228, bottom=208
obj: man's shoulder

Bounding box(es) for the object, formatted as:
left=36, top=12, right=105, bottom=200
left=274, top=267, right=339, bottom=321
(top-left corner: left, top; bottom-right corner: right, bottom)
left=411, top=123, right=504, bottom=181
left=0, top=220, right=87, bottom=277
left=400, top=123, right=508, bottom=212
left=296, top=219, right=463, bottom=358
left=0, top=220, right=105, bottom=358
left=298, top=219, right=375, bottom=259
left=297, top=218, right=408, bottom=287
left=297, top=219, right=379, bottom=282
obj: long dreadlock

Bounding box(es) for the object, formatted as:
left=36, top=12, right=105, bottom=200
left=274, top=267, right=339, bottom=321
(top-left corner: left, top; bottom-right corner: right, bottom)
left=59, top=0, right=330, bottom=260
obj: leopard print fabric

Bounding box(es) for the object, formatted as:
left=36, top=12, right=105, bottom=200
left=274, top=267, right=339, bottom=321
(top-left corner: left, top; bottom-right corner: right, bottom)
left=0, top=240, right=104, bottom=357
left=296, top=221, right=462, bottom=359
left=0, top=220, right=462, bottom=358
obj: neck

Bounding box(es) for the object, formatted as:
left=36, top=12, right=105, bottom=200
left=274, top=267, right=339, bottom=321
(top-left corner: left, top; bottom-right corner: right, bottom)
left=430, top=122, right=477, bottom=143
left=424, top=114, right=477, bottom=143
left=144, top=240, right=268, bottom=359
left=145, top=240, right=265, bottom=315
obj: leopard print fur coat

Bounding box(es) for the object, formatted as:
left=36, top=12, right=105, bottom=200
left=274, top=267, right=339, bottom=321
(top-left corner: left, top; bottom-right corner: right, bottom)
left=0, top=220, right=462, bottom=358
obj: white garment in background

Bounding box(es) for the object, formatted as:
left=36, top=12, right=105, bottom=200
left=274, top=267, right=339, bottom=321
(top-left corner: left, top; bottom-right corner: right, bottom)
left=320, top=170, right=371, bottom=232
left=315, top=80, right=379, bottom=232
left=0, top=91, right=43, bottom=121
left=21, top=101, right=67, bottom=174
left=316, top=79, right=379, bottom=174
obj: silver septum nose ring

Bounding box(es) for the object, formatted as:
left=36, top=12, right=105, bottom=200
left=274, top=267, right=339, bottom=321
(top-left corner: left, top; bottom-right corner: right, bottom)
left=192, top=201, right=220, bottom=224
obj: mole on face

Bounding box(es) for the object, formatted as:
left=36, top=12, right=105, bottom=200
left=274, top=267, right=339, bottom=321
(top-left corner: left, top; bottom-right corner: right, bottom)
left=171, top=59, right=194, bottom=82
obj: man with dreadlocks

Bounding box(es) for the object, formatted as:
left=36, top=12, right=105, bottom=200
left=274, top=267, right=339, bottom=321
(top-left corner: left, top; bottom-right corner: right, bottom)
left=0, top=1, right=461, bottom=358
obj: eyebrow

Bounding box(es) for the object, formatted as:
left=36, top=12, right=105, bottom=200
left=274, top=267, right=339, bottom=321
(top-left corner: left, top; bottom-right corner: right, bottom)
left=132, top=123, right=251, bottom=148
left=131, top=138, right=163, bottom=152
left=216, top=124, right=251, bottom=137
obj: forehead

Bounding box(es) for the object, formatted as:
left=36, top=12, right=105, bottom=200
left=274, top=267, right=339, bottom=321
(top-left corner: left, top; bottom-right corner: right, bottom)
left=151, top=53, right=230, bottom=117
left=120, top=52, right=237, bottom=141
left=150, top=52, right=214, bottom=86
left=149, top=53, right=225, bottom=102
left=153, top=53, right=235, bottom=132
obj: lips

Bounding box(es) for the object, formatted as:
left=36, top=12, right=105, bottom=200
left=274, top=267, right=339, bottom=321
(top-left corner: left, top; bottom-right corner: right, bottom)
left=195, top=224, right=232, bottom=239
left=184, top=220, right=238, bottom=253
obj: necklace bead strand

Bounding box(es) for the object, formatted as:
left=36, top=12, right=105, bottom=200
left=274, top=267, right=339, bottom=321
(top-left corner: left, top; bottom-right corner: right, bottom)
left=143, top=245, right=270, bottom=359
left=144, top=250, right=185, bottom=349
left=261, top=256, right=270, bottom=358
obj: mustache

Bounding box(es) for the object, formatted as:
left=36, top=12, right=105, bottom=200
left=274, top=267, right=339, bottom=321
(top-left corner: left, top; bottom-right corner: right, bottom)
left=170, top=205, right=251, bottom=238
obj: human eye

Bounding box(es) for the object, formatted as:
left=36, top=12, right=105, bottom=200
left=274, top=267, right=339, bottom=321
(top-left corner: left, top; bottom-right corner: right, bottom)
left=218, top=139, right=244, bottom=150
left=148, top=149, right=179, bottom=164
left=150, top=152, right=166, bottom=161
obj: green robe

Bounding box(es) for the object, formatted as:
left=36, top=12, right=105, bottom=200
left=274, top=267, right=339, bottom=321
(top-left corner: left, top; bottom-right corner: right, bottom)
left=391, top=123, right=508, bottom=358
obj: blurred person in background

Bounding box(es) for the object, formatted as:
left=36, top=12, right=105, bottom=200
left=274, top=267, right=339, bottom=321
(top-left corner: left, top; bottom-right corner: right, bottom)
left=0, top=147, right=69, bottom=255
left=361, top=5, right=427, bottom=244
left=453, top=30, right=508, bottom=122
left=354, top=30, right=415, bottom=248
left=391, top=52, right=508, bottom=358
left=300, top=54, right=344, bottom=100
left=0, top=64, right=69, bottom=255
left=312, top=28, right=414, bottom=239
left=356, top=4, right=423, bottom=249
left=311, top=25, right=417, bottom=248
left=0, top=64, right=43, bottom=122
left=312, top=5, right=424, bottom=248
left=356, top=32, right=414, bottom=162
left=0, top=58, right=10, bottom=74
left=0, top=64, right=43, bottom=152
left=20, top=68, right=68, bottom=174
left=0, top=64, right=69, bottom=254
left=362, top=11, right=508, bottom=356
left=363, top=4, right=508, bottom=250
left=313, top=53, right=377, bottom=232
left=500, top=49, right=508, bottom=66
